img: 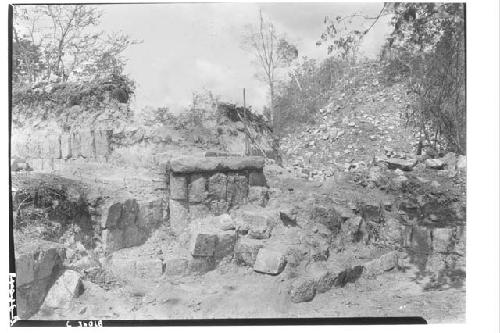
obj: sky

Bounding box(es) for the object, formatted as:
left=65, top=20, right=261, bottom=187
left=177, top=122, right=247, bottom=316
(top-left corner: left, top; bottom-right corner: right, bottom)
left=98, top=3, right=392, bottom=113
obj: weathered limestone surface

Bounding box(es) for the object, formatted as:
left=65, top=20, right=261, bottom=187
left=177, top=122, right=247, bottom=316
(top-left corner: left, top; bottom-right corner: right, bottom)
left=15, top=240, right=66, bottom=319
left=168, top=156, right=267, bottom=236
left=13, top=129, right=113, bottom=172
left=169, top=156, right=264, bottom=173
left=102, top=198, right=164, bottom=253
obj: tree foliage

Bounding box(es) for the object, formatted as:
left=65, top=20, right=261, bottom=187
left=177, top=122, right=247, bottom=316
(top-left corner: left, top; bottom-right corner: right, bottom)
left=12, top=5, right=139, bottom=85
left=319, top=3, right=466, bottom=154
left=381, top=3, right=466, bottom=153
left=12, top=5, right=139, bottom=126
left=242, top=10, right=298, bottom=136
left=317, top=6, right=388, bottom=63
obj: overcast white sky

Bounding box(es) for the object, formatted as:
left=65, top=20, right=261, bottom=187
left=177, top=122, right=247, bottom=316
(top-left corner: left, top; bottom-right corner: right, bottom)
left=98, top=3, right=391, bottom=113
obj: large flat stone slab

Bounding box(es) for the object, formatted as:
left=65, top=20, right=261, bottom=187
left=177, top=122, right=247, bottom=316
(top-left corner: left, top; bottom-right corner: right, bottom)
left=169, top=156, right=265, bottom=173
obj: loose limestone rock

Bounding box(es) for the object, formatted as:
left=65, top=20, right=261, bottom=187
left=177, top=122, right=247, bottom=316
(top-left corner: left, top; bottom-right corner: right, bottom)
left=42, top=270, right=83, bottom=309
left=253, top=248, right=287, bottom=275
left=426, top=158, right=445, bottom=169
left=190, top=233, right=218, bottom=257
left=341, top=216, right=364, bottom=242
left=387, top=158, right=417, bottom=171
left=289, top=277, right=316, bottom=303
left=307, top=261, right=336, bottom=293
left=234, top=237, right=264, bottom=266
left=233, top=209, right=276, bottom=239
left=362, top=251, right=399, bottom=277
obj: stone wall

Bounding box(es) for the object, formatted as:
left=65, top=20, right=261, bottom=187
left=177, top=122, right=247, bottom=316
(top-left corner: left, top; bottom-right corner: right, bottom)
left=101, top=198, right=165, bottom=253
left=12, top=129, right=113, bottom=171
left=167, top=156, right=267, bottom=234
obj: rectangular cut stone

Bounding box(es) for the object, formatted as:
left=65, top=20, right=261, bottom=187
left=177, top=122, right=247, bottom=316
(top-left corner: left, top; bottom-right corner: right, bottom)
left=253, top=248, right=286, bottom=275
left=208, top=173, right=227, bottom=201
left=190, top=233, right=218, bottom=256
left=214, top=232, right=237, bottom=259
left=95, top=129, right=112, bottom=157
left=170, top=174, right=187, bottom=200
left=226, top=172, right=249, bottom=208
left=71, top=132, right=81, bottom=157
left=249, top=170, right=267, bottom=187
left=170, top=155, right=265, bottom=173
left=136, top=258, right=164, bottom=279
left=387, top=158, right=417, bottom=171
left=189, top=204, right=210, bottom=220
left=137, top=199, right=164, bottom=229
left=209, top=201, right=229, bottom=216
left=188, top=174, right=207, bottom=203
left=79, top=130, right=95, bottom=158
left=60, top=132, right=72, bottom=159
left=30, top=158, right=43, bottom=171
left=169, top=199, right=189, bottom=234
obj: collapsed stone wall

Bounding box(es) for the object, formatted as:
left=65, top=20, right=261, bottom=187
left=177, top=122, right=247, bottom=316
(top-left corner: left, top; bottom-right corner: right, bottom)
left=12, top=129, right=113, bottom=172
left=167, top=156, right=267, bottom=235
left=101, top=198, right=165, bottom=253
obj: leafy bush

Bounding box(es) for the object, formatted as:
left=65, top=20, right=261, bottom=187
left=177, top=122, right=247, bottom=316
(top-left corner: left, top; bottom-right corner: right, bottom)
left=274, top=57, right=349, bottom=134
left=12, top=73, right=135, bottom=127
left=380, top=3, right=466, bottom=153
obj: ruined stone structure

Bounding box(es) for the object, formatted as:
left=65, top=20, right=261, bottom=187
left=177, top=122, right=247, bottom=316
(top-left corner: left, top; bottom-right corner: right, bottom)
left=15, top=241, right=66, bottom=319
left=167, top=155, right=267, bottom=235
left=13, top=129, right=113, bottom=172
left=101, top=198, right=165, bottom=253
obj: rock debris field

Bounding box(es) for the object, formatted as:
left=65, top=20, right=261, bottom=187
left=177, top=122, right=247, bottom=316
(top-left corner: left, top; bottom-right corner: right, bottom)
left=11, top=71, right=465, bottom=323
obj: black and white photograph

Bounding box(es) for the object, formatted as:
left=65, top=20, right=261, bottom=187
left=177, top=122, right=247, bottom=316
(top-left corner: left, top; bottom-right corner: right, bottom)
left=4, top=1, right=498, bottom=328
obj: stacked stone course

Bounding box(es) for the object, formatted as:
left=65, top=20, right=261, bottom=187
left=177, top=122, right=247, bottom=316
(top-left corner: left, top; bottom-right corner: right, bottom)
left=168, top=155, right=267, bottom=235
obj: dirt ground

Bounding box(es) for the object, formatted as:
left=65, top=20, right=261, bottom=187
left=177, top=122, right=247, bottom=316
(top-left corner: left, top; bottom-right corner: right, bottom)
left=32, top=259, right=465, bottom=323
